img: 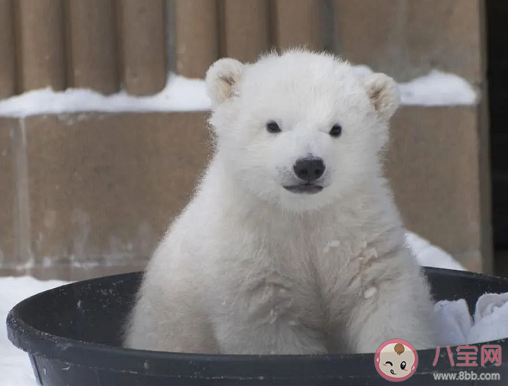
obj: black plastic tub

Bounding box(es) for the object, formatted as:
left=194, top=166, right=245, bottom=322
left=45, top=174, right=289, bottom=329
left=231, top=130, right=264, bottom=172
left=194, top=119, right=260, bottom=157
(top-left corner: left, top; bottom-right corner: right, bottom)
left=6, top=268, right=508, bottom=385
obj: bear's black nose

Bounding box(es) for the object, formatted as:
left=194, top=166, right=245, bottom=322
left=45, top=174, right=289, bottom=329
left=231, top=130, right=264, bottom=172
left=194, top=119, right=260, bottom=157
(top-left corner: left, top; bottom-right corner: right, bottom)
left=293, top=157, right=326, bottom=182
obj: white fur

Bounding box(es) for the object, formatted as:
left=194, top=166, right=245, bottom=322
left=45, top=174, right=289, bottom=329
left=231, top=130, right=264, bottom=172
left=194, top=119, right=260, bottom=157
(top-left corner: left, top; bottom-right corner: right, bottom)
left=124, top=50, right=436, bottom=354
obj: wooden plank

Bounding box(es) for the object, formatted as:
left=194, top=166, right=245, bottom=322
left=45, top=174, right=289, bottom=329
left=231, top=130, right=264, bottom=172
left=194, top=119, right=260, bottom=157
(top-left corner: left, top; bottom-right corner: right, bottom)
left=272, top=0, right=321, bottom=51
left=220, top=0, right=271, bottom=62
left=66, top=0, right=118, bottom=94
left=174, top=0, right=219, bottom=78
left=0, top=0, right=16, bottom=97
left=16, top=0, right=66, bottom=92
left=117, top=0, right=167, bottom=95
left=334, top=0, right=485, bottom=82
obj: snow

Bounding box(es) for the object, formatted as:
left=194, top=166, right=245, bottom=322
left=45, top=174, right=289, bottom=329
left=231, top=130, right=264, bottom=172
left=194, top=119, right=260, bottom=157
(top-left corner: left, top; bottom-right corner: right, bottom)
left=398, top=70, right=477, bottom=106
left=405, top=231, right=466, bottom=271
left=0, top=74, right=211, bottom=118
left=0, top=68, right=476, bottom=118
left=0, top=277, right=66, bottom=386
left=364, top=287, right=378, bottom=299
left=0, top=234, right=502, bottom=385
left=436, top=293, right=508, bottom=347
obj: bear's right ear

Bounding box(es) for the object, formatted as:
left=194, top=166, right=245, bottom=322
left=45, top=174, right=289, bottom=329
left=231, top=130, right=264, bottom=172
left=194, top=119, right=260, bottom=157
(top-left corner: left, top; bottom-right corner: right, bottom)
left=206, top=58, right=245, bottom=107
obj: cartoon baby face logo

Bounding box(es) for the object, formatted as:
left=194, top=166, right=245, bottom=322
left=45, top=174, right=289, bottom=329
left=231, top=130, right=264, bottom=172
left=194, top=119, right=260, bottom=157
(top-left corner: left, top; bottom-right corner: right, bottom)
left=375, top=339, right=418, bottom=382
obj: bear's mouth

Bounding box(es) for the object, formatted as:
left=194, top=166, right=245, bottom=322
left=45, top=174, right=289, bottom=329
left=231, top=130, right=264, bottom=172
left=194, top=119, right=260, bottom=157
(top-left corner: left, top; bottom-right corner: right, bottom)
left=284, top=184, right=323, bottom=194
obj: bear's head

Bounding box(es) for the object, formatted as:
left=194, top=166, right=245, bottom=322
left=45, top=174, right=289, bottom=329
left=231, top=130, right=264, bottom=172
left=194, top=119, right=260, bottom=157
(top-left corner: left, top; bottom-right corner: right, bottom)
left=206, top=50, right=399, bottom=212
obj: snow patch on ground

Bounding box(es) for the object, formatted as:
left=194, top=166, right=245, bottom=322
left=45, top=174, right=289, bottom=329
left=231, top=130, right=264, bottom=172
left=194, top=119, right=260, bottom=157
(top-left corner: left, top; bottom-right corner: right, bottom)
left=406, top=231, right=466, bottom=271
left=0, top=68, right=477, bottom=118
left=0, top=277, right=66, bottom=386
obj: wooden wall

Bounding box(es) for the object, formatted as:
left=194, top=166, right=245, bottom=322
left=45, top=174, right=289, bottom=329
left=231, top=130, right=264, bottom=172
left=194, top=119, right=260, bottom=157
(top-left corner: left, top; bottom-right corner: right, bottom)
left=0, top=0, right=167, bottom=97
left=174, top=0, right=322, bottom=78
left=0, top=0, right=325, bottom=97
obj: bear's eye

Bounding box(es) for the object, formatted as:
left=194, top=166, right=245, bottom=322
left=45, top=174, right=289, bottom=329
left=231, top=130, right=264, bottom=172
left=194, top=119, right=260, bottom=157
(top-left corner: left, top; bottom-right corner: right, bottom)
left=266, top=121, right=281, bottom=134
left=400, top=361, right=406, bottom=370
left=329, top=124, right=342, bottom=138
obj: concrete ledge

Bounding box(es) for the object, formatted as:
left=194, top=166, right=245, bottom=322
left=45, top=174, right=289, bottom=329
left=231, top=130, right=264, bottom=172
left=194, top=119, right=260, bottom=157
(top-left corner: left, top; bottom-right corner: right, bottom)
left=0, top=112, right=211, bottom=280
left=386, top=106, right=491, bottom=272
left=0, top=119, right=16, bottom=264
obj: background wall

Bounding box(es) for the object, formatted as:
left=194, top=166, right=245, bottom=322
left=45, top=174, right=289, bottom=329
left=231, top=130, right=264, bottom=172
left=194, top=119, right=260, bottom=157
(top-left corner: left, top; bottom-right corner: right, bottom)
left=0, top=0, right=492, bottom=279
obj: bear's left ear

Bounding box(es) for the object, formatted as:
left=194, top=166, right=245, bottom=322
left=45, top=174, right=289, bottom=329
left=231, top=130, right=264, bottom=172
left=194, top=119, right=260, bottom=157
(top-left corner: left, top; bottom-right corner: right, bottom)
left=361, top=73, right=400, bottom=120
left=206, top=58, right=245, bottom=107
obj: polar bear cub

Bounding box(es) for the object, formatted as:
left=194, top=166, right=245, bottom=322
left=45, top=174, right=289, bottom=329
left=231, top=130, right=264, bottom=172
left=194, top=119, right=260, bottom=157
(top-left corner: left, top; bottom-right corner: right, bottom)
left=124, top=50, right=436, bottom=354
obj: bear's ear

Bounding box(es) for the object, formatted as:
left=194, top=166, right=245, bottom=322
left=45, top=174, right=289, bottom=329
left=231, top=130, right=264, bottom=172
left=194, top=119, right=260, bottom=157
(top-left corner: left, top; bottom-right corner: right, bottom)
left=361, top=73, right=400, bottom=120
left=206, top=58, right=245, bottom=107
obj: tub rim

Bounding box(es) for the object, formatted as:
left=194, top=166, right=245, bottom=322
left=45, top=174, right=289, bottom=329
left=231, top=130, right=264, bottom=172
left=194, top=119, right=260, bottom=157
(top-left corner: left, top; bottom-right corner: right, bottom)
left=6, top=268, right=508, bottom=381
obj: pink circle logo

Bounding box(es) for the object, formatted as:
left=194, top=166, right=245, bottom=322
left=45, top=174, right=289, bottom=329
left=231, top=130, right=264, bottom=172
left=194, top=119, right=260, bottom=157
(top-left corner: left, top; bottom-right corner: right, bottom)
left=375, top=339, right=418, bottom=382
